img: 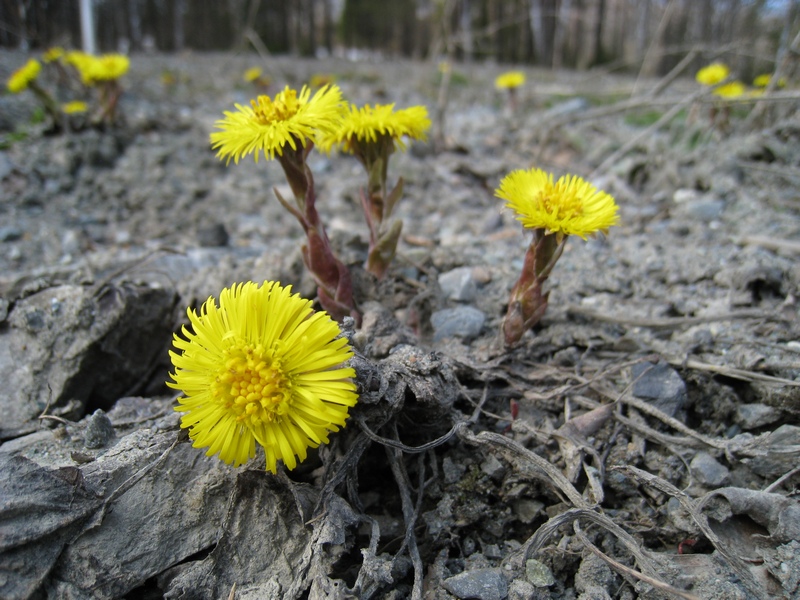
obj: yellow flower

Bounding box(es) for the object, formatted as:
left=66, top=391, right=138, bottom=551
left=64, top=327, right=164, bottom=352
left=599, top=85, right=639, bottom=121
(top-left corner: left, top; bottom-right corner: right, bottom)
left=319, top=103, right=431, bottom=153
left=696, top=62, right=729, bottom=86
left=495, top=71, right=525, bottom=90
left=7, top=58, right=41, bottom=93
left=309, top=73, right=335, bottom=88
left=753, top=73, right=786, bottom=88
left=210, top=84, right=345, bottom=164
left=713, top=81, right=746, bottom=98
left=243, top=66, right=262, bottom=83
left=62, top=100, right=88, bottom=114
left=496, top=168, right=620, bottom=239
left=84, top=53, right=130, bottom=82
left=43, top=47, right=65, bottom=63
left=168, top=281, right=358, bottom=473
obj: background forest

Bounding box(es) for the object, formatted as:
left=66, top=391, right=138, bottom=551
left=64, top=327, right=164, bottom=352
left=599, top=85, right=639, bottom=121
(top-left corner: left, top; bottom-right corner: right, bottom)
left=1, top=0, right=797, bottom=79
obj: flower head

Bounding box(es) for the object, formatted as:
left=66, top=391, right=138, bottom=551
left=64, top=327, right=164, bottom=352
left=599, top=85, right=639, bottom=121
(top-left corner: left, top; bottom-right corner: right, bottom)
left=85, top=53, right=130, bottom=82
left=62, top=100, right=88, bottom=114
left=43, top=47, right=65, bottom=63
left=495, top=71, right=525, bottom=90
left=496, top=168, right=620, bottom=239
left=168, top=281, right=358, bottom=473
left=696, top=62, right=729, bottom=86
left=243, top=67, right=262, bottom=83
left=753, top=73, right=785, bottom=88
left=713, top=80, right=746, bottom=99
left=210, top=84, right=345, bottom=164
left=7, top=58, right=41, bottom=94
left=319, top=103, right=430, bottom=153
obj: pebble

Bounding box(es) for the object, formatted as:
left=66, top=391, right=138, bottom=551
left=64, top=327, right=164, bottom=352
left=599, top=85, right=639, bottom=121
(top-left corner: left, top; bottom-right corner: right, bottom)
left=508, top=580, right=536, bottom=600
left=439, top=267, right=479, bottom=302
left=480, top=454, right=506, bottom=480
left=443, top=568, right=508, bottom=600
left=736, top=403, right=781, bottom=430
left=690, top=451, right=729, bottom=487
left=84, top=409, right=116, bottom=449
left=431, top=306, right=486, bottom=342
left=631, top=360, right=687, bottom=417
left=525, top=559, right=555, bottom=587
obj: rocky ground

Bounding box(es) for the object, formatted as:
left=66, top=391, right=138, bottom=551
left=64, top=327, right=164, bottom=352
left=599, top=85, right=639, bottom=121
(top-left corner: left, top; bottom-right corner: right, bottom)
left=0, top=49, right=799, bottom=600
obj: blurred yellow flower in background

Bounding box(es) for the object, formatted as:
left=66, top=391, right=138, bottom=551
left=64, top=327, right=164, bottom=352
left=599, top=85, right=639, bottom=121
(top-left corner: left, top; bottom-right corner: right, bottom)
left=243, top=66, right=263, bottom=83
left=695, top=62, right=729, bottom=86
left=168, top=281, right=358, bottom=473
left=713, top=81, right=746, bottom=98
left=7, top=58, right=41, bottom=93
left=494, top=71, right=525, bottom=90
left=210, top=84, right=345, bottom=163
left=43, top=47, right=65, bottom=63
left=62, top=100, right=88, bottom=114
left=496, top=168, right=620, bottom=240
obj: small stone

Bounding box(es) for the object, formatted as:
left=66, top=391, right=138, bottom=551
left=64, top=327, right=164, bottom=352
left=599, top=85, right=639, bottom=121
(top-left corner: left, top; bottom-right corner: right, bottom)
left=439, top=267, right=479, bottom=302
left=0, top=226, right=23, bottom=242
left=84, top=409, right=116, bottom=449
left=525, top=559, right=555, bottom=587
left=443, top=568, right=508, bottom=600
left=690, top=451, right=729, bottom=487
left=513, top=499, right=544, bottom=524
left=508, top=579, right=536, bottom=600
left=197, top=223, right=229, bottom=247
left=631, top=360, right=687, bottom=417
left=431, top=306, right=486, bottom=342
left=480, top=454, right=506, bottom=480
left=443, top=456, right=466, bottom=484
left=736, top=403, right=781, bottom=430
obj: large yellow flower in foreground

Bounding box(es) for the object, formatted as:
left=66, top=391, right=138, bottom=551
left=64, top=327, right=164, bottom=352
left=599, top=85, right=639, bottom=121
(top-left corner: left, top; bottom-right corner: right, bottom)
left=168, top=281, right=358, bottom=473
left=7, top=58, right=41, bottom=93
left=496, top=168, right=620, bottom=239
left=210, top=85, right=345, bottom=163
left=495, top=71, right=526, bottom=90
left=319, top=103, right=430, bottom=153
left=696, top=62, right=729, bottom=86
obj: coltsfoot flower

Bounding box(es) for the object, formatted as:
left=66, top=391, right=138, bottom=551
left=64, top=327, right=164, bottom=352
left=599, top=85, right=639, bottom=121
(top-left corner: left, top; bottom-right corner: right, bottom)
left=62, top=100, right=88, bottom=114
left=168, top=281, right=358, bottom=473
left=495, top=71, right=525, bottom=90
left=497, top=169, right=619, bottom=346
left=7, top=58, right=41, bottom=93
left=695, top=62, right=729, bottom=86
left=320, top=103, right=430, bottom=153
left=85, top=53, right=130, bottom=82
left=712, top=81, right=746, bottom=99
left=243, top=66, right=263, bottom=83
left=210, top=84, right=345, bottom=163
left=496, top=168, right=620, bottom=240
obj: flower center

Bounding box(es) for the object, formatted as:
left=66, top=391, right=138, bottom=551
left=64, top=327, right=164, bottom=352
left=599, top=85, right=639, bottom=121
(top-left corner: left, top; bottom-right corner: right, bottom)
left=540, top=184, right=584, bottom=221
left=251, top=90, right=301, bottom=124
left=212, top=342, right=292, bottom=427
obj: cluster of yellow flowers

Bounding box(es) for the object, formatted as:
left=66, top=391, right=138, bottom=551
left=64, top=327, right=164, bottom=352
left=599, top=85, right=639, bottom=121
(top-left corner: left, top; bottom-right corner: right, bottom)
left=167, top=76, right=622, bottom=473
left=5, top=47, right=130, bottom=128
left=695, top=61, right=787, bottom=100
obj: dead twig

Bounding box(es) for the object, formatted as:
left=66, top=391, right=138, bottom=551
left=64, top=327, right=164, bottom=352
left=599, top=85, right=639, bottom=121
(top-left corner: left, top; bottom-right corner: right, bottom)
left=457, top=425, right=589, bottom=508
left=614, top=465, right=764, bottom=599
left=566, top=305, right=789, bottom=330
left=574, top=521, right=701, bottom=600
left=671, top=357, right=800, bottom=388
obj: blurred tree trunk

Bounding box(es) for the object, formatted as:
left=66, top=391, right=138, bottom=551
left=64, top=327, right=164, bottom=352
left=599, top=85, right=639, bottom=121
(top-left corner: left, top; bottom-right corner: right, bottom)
left=528, top=0, right=545, bottom=64
left=593, top=0, right=605, bottom=65
left=460, top=0, right=473, bottom=63
left=322, top=0, right=333, bottom=53
left=174, top=0, right=185, bottom=51
left=552, top=0, right=571, bottom=68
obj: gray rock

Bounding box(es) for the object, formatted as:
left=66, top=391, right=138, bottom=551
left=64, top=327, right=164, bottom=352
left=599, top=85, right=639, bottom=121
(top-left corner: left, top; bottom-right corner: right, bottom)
left=0, top=283, right=177, bottom=439
left=0, top=150, right=13, bottom=180
left=690, top=451, right=730, bottom=487
left=631, top=360, right=687, bottom=417
left=431, top=306, right=486, bottom=342
left=84, top=409, right=115, bottom=449
left=508, top=579, right=536, bottom=600
left=544, top=97, right=589, bottom=118
left=443, top=456, right=467, bottom=484
left=439, top=267, right=479, bottom=302
left=737, top=403, right=781, bottom=430
left=525, top=559, right=555, bottom=587
left=443, top=568, right=509, bottom=600
left=196, top=223, right=229, bottom=247
left=480, top=453, right=506, bottom=480
left=0, top=226, right=23, bottom=242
